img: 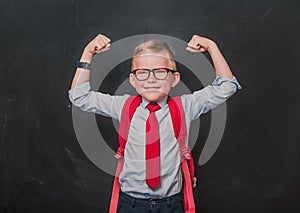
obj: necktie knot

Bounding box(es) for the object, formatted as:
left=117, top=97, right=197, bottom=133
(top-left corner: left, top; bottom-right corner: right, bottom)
left=146, top=103, right=161, bottom=112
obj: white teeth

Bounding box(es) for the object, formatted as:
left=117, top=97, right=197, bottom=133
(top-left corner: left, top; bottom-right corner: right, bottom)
left=145, top=87, right=159, bottom=89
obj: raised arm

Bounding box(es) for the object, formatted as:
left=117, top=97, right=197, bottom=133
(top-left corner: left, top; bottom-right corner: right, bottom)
left=186, top=35, right=233, bottom=80
left=70, top=34, right=111, bottom=89
left=182, top=35, right=241, bottom=120
left=68, top=34, right=129, bottom=120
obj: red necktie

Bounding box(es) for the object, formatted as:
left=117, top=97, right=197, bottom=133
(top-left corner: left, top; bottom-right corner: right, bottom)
left=146, top=103, right=161, bottom=190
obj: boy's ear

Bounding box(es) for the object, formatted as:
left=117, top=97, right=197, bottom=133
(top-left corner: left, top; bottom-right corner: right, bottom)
left=171, top=72, right=180, bottom=88
left=129, top=73, right=136, bottom=88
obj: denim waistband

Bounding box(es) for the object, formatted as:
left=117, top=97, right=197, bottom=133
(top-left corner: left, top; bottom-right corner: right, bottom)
left=119, top=191, right=183, bottom=207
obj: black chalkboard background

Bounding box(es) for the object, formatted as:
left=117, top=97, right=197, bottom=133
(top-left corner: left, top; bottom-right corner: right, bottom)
left=1, top=0, right=299, bottom=212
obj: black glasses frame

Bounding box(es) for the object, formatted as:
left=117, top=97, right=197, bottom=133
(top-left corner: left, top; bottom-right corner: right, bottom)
left=131, top=68, right=177, bottom=81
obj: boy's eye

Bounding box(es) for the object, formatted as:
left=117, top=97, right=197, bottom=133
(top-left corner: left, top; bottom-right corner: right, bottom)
left=136, top=70, right=149, bottom=75
left=154, top=69, right=167, bottom=74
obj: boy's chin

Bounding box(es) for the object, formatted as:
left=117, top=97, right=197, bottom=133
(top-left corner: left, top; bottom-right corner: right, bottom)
left=140, top=92, right=167, bottom=103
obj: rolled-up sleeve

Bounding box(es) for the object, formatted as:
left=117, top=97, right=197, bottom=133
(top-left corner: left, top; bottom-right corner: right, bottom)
left=182, top=76, right=242, bottom=120
left=68, top=82, right=129, bottom=120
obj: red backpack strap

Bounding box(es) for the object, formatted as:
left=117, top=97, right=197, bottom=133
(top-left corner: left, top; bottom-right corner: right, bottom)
left=115, top=95, right=142, bottom=159
left=168, top=96, right=196, bottom=213
left=109, top=95, right=142, bottom=213
left=168, top=97, right=190, bottom=159
left=168, top=96, right=195, bottom=179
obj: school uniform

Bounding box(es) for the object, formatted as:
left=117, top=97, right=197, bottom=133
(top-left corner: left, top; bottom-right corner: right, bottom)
left=68, top=76, right=241, bottom=212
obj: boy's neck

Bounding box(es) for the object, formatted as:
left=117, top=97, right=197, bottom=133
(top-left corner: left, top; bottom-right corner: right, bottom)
left=141, top=95, right=168, bottom=108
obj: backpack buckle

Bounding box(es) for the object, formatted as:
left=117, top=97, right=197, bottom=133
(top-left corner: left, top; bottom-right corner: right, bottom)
left=193, top=177, right=197, bottom=188
left=114, top=147, right=124, bottom=159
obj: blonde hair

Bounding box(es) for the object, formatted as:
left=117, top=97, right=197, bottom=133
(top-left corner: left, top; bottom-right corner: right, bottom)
left=133, top=40, right=177, bottom=70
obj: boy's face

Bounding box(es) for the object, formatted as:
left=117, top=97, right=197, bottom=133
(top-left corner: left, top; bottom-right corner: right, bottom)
left=130, top=52, right=180, bottom=102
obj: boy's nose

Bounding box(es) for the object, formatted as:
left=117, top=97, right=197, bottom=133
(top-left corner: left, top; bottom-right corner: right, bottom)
left=147, top=72, right=157, bottom=81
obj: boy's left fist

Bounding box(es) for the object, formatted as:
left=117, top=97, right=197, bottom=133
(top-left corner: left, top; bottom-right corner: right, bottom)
left=186, top=35, right=215, bottom=53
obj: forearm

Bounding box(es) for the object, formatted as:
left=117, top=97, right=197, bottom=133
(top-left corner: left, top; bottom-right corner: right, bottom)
left=187, top=35, right=234, bottom=80
left=207, top=42, right=234, bottom=80
left=70, top=34, right=111, bottom=90
left=70, top=49, right=93, bottom=90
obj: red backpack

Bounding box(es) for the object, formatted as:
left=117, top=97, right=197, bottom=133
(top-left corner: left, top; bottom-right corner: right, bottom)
left=109, top=96, right=196, bottom=213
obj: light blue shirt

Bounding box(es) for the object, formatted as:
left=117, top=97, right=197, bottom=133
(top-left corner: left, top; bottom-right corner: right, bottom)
left=68, top=76, right=241, bottom=198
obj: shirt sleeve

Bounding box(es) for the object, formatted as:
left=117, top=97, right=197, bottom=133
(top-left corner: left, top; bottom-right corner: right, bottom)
left=181, top=76, right=242, bottom=121
left=68, top=82, right=129, bottom=120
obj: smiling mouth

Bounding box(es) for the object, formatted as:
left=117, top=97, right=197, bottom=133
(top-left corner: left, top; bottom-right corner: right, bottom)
left=144, top=87, right=160, bottom=90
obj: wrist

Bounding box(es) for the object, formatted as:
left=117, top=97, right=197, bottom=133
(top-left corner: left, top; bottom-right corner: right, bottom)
left=75, top=60, right=92, bottom=70
left=80, top=48, right=94, bottom=63
left=207, top=41, right=218, bottom=54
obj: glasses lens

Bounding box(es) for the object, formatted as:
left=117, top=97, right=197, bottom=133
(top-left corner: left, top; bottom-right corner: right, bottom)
left=154, top=68, right=168, bottom=80
left=135, top=69, right=149, bottom=80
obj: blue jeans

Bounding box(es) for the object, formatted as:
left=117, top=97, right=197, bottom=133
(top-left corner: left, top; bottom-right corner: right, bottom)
left=117, top=191, right=184, bottom=213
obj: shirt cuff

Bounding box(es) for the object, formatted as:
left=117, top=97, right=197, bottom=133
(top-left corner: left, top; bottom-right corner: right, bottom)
left=68, top=81, right=91, bottom=101
left=212, top=76, right=242, bottom=90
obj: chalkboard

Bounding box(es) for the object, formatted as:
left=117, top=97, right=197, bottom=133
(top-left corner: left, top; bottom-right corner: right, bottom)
left=1, top=0, right=299, bottom=212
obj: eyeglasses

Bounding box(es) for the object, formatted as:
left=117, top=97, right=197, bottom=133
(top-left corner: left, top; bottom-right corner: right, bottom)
left=131, top=68, right=176, bottom=81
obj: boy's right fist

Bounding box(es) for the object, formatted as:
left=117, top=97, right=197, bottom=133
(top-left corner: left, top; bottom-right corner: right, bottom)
left=84, top=34, right=111, bottom=55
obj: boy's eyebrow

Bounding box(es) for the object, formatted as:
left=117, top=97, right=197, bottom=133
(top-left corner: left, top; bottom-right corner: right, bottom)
left=131, top=68, right=177, bottom=72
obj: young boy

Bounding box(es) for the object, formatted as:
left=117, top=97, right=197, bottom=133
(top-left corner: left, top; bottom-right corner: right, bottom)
left=69, top=34, right=241, bottom=213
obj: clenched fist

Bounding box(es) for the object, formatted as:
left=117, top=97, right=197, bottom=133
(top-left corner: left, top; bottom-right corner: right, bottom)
left=80, top=34, right=111, bottom=62
left=186, top=35, right=216, bottom=53
left=84, top=34, right=111, bottom=55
